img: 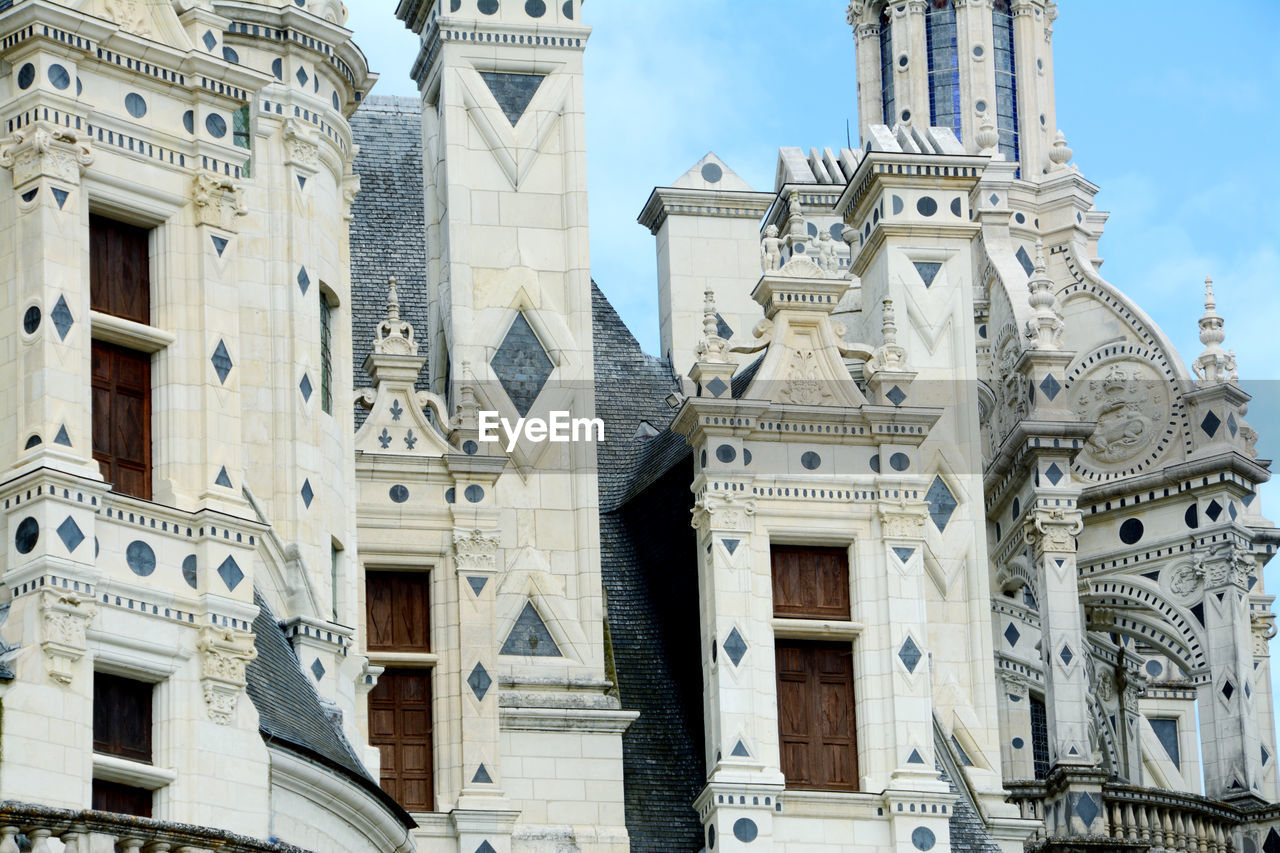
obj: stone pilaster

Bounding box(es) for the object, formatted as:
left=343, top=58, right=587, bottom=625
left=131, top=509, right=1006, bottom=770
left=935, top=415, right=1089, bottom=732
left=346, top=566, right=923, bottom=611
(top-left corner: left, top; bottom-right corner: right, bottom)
left=1198, top=545, right=1266, bottom=801
left=0, top=122, right=96, bottom=478
left=997, top=670, right=1036, bottom=780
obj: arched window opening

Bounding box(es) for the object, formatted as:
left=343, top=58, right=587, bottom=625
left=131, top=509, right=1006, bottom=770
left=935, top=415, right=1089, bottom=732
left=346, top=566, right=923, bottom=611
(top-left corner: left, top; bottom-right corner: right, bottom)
left=879, top=10, right=896, bottom=126
left=926, top=0, right=961, bottom=139
left=993, top=0, right=1020, bottom=170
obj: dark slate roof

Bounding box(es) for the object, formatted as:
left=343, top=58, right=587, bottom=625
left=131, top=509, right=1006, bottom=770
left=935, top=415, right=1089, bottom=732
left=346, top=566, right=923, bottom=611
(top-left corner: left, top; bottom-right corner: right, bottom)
left=245, top=590, right=415, bottom=830
left=935, top=726, right=1002, bottom=853
left=592, top=285, right=704, bottom=851
left=349, top=96, right=429, bottom=429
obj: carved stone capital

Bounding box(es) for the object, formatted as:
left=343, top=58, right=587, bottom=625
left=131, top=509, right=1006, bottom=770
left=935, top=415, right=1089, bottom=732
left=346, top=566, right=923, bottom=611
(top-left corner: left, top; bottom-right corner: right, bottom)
left=1023, top=506, right=1082, bottom=554
left=192, top=169, right=247, bottom=229
left=453, top=527, right=500, bottom=572
left=996, top=668, right=1031, bottom=697
left=1201, top=545, right=1253, bottom=592
left=196, top=626, right=257, bottom=725
left=877, top=498, right=928, bottom=541
left=39, top=590, right=96, bottom=685
left=1252, top=611, right=1276, bottom=656
left=283, top=119, right=320, bottom=172
left=0, top=122, right=93, bottom=189
left=691, top=492, right=757, bottom=534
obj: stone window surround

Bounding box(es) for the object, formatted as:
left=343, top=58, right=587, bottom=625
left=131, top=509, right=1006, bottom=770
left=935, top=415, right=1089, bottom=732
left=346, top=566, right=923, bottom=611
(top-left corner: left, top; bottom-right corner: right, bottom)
left=1137, top=695, right=1202, bottom=795
left=88, top=631, right=189, bottom=811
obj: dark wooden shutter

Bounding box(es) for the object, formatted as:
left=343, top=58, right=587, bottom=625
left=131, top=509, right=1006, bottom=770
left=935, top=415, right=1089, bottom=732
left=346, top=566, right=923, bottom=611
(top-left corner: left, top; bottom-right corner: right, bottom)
left=776, top=640, right=858, bottom=791
left=92, top=341, right=152, bottom=501
left=90, top=215, right=150, bottom=325
left=366, top=571, right=430, bottom=652
left=368, top=669, right=433, bottom=811
left=93, top=673, right=153, bottom=764
left=92, top=780, right=153, bottom=817
left=771, top=546, right=850, bottom=619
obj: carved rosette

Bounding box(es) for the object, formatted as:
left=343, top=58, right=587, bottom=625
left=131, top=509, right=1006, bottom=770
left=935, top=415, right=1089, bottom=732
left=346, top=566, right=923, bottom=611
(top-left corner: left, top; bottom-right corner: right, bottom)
left=878, top=498, right=928, bottom=541
left=192, top=169, right=247, bottom=229
left=691, top=492, right=757, bottom=535
left=0, top=122, right=94, bottom=189
left=39, top=590, right=97, bottom=685
left=196, top=626, right=258, bottom=725
left=453, top=528, right=500, bottom=572
left=1023, top=506, right=1083, bottom=555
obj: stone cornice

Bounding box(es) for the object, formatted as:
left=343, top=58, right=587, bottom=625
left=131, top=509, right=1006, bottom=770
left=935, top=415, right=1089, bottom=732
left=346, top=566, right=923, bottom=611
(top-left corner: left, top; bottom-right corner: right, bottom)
left=637, top=185, right=774, bottom=234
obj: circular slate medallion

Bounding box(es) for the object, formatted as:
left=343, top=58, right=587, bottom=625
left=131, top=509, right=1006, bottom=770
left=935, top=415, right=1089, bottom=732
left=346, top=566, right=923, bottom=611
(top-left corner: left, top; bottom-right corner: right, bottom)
left=126, top=540, right=156, bottom=576
left=15, top=517, right=39, bottom=554
left=732, top=818, right=757, bottom=843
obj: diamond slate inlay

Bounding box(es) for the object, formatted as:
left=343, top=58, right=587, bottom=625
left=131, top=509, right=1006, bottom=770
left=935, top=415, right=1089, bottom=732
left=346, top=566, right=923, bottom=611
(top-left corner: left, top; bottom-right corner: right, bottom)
left=211, top=340, right=233, bottom=384
left=468, top=662, right=492, bottom=701
left=1004, top=623, right=1020, bottom=647
left=1222, top=680, right=1235, bottom=701
left=925, top=476, right=957, bottom=532
left=479, top=71, right=545, bottom=125
left=1044, top=462, right=1064, bottom=485
left=913, top=261, right=942, bottom=288
left=300, top=374, right=313, bottom=402
left=1206, top=499, right=1223, bottom=521
left=898, top=636, right=922, bottom=673
left=301, top=479, right=314, bottom=508
left=723, top=628, right=748, bottom=667
left=56, top=517, right=84, bottom=552
left=1015, top=245, right=1035, bottom=277
left=706, top=376, right=728, bottom=398
left=217, top=555, right=244, bottom=591
left=886, top=385, right=907, bottom=406
left=51, top=295, right=74, bottom=340
left=1039, top=373, right=1062, bottom=401
left=297, top=266, right=310, bottom=294
left=492, top=312, right=553, bottom=417
left=310, top=658, right=325, bottom=681
left=1059, top=644, right=1074, bottom=666
left=1201, top=411, right=1221, bottom=438
left=1075, top=792, right=1099, bottom=828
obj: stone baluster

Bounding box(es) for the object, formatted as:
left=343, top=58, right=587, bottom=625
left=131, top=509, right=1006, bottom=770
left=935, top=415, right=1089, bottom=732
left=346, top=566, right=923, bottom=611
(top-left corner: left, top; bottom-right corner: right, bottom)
left=1136, top=803, right=1149, bottom=844
left=143, top=842, right=173, bottom=853
left=1124, top=803, right=1137, bottom=841
left=119, top=840, right=145, bottom=853
left=60, top=828, right=85, bottom=853
left=29, top=829, right=52, bottom=853
left=0, top=827, right=17, bottom=853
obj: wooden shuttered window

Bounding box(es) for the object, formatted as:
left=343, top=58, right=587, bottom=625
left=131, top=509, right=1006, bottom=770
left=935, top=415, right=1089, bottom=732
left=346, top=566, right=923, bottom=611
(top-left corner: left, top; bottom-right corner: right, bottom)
left=90, top=215, right=150, bottom=325
left=771, top=546, right=850, bottom=619
left=93, top=673, right=153, bottom=764
left=92, top=341, right=152, bottom=501
left=366, top=571, right=431, bottom=653
left=368, top=669, right=434, bottom=812
left=92, top=780, right=152, bottom=817
left=776, top=640, right=858, bottom=791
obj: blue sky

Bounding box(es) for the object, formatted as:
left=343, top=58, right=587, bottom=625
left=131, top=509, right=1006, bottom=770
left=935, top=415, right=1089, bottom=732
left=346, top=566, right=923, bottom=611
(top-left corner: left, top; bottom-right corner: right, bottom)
left=347, top=0, right=1280, bottom=772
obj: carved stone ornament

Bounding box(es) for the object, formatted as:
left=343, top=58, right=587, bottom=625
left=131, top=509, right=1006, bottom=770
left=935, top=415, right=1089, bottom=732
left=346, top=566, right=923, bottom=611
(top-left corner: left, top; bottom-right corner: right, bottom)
left=282, top=119, right=321, bottom=170
left=1251, top=611, right=1277, bottom=656
left=453, top=528, right=501, bottom=572
left=342, top=172, right=361, bottom=222
left=1169, top=559, right=1205, bottom=599
left=1094, top=668, right=1116, bottom=704
left=1203, top=546, right=1254, bottom=591
left=997, top=669, right=1031, bottom=698
left=691, top=492, right=757, bottom=534
left=778, top=349, right=833, bottom=405
left=0, top=121, right=94, bottom=188
left=992, top=323, right=1027, bottom=445
left=104, top=0, right=152, bottom=34
left=1071, top=361, right=1167, bottom=467
left=196, top=626, right=258, bottom=725
left=192, top=169, right=247, bottom=229
left=373, top=277, right=417, bottom=356
left=1024, top=507, right=1083, bottom=554
left=39, top=590, right=96, bottom=685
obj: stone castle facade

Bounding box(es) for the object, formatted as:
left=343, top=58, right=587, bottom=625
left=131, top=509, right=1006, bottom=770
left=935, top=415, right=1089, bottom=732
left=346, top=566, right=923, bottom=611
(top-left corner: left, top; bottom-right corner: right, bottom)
left=0, top=1, right=1275, bottom=852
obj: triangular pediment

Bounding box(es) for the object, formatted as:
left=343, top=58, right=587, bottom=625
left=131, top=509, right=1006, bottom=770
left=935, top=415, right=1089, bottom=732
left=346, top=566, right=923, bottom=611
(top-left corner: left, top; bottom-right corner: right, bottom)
left=89, top=0, right=193, bottom=50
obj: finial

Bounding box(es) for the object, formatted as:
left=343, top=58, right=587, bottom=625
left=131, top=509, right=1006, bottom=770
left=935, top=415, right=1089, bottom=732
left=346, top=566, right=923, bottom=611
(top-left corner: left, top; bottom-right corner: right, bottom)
left=1048, top=130, right=1074, bottom=171
left=871, top=297, right=906, bottom=372
left=975, top=112, right=999, bottom=155
left=695, top=287, right=729, bottom=364
left=1025, top=239, right=1064, bottom=350
left=1193, top=275, right=1232, bottom=386
left=386, top=276, right=401, bottom=323
left=373, top=275, right=417, bottom=356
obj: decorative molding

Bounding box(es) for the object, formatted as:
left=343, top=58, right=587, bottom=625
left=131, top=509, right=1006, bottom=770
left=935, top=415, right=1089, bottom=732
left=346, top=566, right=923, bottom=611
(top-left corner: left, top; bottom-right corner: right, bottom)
left=454, top=528, right=501, bottom=572
left=1023, top=506, right=1082, bottom=554
left=691, top=492, right=757, bottom=534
